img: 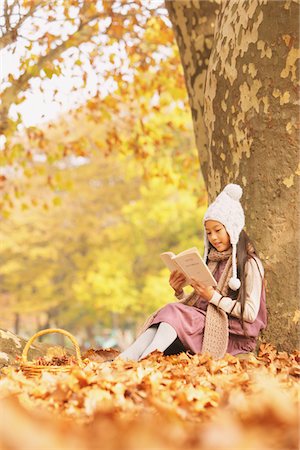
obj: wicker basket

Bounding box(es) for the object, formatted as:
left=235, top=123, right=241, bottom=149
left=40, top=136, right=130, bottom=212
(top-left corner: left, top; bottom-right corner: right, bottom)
left=20, top=328, right=83, bottom=378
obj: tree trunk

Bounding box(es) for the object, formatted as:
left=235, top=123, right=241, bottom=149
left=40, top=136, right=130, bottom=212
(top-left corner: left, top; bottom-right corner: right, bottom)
left=166, top=0, right=299, bottom=351
left=14, top=313, right=20, bottom=335
left=165, top=0, right=219, bottom=185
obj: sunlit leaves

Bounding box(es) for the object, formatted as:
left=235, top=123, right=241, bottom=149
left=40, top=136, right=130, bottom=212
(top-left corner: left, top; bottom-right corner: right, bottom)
left=0, top=345, right=299, bottom=449
left=0, top=0, right=205, bottom=339
left=0, top=0, right=192, bottom=212
left=0, top=144, right=205, bottom=334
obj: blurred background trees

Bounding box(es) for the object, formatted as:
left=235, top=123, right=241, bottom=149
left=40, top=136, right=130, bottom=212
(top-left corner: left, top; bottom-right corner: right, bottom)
left=0, top=0, right=206, bottom=347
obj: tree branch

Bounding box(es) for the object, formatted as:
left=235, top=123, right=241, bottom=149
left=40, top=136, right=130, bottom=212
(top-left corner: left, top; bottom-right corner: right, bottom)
left=0, top=8, right=108, bottom=135
left=4, top=0, right=11, bottom=32
left=0, top=0, right=47, bottom=50
left=0, top=0, right=154, bottom=137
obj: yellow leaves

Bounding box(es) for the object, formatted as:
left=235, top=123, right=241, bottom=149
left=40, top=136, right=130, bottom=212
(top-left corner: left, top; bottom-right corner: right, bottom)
left=1, top=0, right=196, bottom=328
left=183, top=384, right=219, bottom=412
left=0, top=344, right=299, bottom=450
left=2, top=0, right=189, bottom=209
left=52, top=196, right=62, bottom=206
left=43, top=62, right=62, bottom=79
left=84, top=387, right=112, bottom=416
left=9, top=144, right=24, bottom=161
left=22, top=0, right=36, bottom=9
left=169, top=86, right=185, bottom=101
left=110, top=24, right=124, bottom=40
left=83, top=2, right=99, bottom=19
left=143, top=17, right=174, bottom=46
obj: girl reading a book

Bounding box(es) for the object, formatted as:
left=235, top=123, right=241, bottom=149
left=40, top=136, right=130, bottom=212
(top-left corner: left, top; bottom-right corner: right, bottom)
left=118, top=184, right=267, bottom=361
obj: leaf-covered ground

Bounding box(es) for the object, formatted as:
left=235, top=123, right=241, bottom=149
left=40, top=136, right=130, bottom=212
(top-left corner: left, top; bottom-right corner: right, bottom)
left=0, top=344, right=299, bottom=450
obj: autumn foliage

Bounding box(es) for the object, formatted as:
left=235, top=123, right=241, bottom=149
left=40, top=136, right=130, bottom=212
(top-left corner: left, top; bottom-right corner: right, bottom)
left=1, top=2, right=299, bottom=447
left=1, top=344, right=299, bottom=450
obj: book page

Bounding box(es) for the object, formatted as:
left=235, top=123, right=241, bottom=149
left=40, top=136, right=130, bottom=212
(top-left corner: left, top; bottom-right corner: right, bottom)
left=160, top=252, right=178, bottom=272
left=174, top=252, right=217, bottom=287
left=160, top=252, right=189, bottom=287
left=176, top=247, right=199, bottom=257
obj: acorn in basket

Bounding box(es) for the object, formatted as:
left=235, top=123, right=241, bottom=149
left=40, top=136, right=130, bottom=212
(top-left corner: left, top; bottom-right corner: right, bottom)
left=20, top=328, right=83, bottom=377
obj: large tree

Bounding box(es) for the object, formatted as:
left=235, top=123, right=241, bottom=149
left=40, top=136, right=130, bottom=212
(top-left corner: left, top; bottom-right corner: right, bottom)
left=166, top=0, right=300, bottom=351
left=0, top=0, right=191, bottom=211
left=1, top=1, right=299, bottom=354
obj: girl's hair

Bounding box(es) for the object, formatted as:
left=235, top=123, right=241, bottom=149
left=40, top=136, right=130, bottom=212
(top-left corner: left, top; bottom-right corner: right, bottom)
left=208, top=229, right=260, bottom=333
left=228, top=230, right=259, bottom=332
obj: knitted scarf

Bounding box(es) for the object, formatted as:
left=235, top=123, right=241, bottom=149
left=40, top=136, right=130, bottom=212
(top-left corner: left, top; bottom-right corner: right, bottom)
left=137, top=248, right=234, bottom=359
left=201, top=247, right=232, bottom=359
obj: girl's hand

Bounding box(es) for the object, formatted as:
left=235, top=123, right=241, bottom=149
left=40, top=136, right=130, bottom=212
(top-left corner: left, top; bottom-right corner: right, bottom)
left=190, top=278, right=215, bottom=302
left=169, top=270, right=186, bottom=295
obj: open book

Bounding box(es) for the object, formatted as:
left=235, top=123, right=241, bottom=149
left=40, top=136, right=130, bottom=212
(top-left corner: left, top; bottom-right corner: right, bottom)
left=160, top=247, right=217, bottom=288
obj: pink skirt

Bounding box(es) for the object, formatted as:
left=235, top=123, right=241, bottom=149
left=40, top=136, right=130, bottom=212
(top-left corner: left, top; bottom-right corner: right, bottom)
left=148, top=301, right=257, bottom=356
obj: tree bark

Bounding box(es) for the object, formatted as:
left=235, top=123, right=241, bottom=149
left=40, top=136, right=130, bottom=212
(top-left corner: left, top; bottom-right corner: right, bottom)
left=14, top=313, right=20, bottom=335
left=166, top=0, right=300, bottom=351
left=165, top=0, right=219, bottom=186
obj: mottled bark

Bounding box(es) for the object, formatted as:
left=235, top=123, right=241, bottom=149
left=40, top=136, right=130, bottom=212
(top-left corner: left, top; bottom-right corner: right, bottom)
left=165, top=0, right=219, bottom=186
left=166, top=0, right=300, bottom=351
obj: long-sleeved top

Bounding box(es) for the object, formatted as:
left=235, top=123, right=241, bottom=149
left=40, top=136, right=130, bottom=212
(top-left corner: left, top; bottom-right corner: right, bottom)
left=210, top=257, right=264, bottom=323
left=175, top=257, right=264, bottom=324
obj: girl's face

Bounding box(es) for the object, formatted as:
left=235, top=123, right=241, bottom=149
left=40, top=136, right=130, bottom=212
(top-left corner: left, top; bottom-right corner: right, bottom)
left=205, top=220, right=231, bottom=252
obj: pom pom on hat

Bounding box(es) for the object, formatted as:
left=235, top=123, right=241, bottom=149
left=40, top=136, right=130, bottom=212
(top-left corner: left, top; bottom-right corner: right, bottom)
left=224, top=184, right=243, bottom=201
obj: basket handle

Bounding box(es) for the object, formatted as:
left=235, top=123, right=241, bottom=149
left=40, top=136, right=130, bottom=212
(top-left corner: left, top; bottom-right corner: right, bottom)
left=21, top=328, right=83, bottom=366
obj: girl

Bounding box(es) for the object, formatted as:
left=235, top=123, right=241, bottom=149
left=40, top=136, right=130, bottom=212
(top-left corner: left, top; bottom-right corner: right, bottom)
left=118, top=184, right=267, bottom=361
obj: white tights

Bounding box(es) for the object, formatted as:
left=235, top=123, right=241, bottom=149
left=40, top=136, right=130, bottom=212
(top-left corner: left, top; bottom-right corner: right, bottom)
left=118, top=322, right=177, bottom=361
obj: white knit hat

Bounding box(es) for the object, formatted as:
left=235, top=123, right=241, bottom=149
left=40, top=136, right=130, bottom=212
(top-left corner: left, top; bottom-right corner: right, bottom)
left=203, top=183, right=245, bottom=291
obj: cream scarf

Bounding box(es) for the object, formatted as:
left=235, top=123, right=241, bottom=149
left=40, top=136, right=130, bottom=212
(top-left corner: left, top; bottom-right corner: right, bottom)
left=201, top=247, right=232, bottom=359
left=138, top=247, right=234, bottom=359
